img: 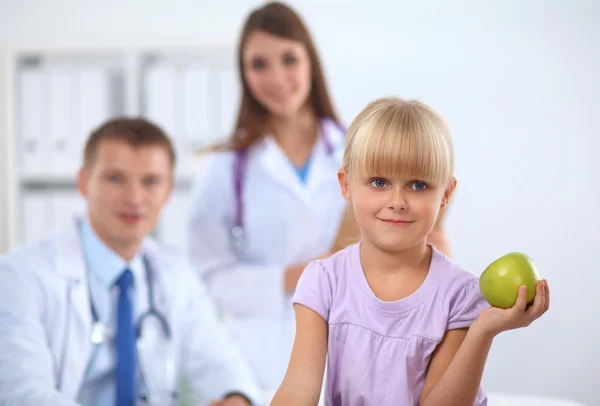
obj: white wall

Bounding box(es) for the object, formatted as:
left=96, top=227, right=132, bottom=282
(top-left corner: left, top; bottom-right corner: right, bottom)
left=0, top=54, right=9, bottom=253
left=1, top=0, right=599, bottom=404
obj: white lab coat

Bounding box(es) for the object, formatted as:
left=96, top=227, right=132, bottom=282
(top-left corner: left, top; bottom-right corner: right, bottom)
left=187, top=119, right=347, bottom=391
left=0, top=217, right=262, bottom=406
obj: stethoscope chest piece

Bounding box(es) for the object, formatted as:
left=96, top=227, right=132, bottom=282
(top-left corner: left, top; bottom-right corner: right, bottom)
left=91, top=321, right=113, bottom=345
left=230, top=225, right=244, bottom=253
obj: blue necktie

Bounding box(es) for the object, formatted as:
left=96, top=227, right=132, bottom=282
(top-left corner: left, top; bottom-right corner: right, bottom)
left=115, top=269, right=136, bottom=406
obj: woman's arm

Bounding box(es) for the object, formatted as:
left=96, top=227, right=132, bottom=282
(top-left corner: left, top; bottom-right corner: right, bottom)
left=420, top=281, right=550, bottom=406
left=270, top=304, right=328, bottom=406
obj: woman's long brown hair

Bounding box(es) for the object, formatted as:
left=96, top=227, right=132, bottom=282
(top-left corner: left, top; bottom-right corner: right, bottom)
left=209, top=1, right=341, bottom=152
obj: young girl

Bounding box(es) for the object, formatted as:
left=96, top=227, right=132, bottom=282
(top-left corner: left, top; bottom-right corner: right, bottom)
left=271, top=97, right=550, bottom=405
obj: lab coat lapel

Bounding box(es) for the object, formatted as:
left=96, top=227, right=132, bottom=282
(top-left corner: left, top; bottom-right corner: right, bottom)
left=53, top=216, right=93, bottom=398
left=258, top=120, right=345, bottom=205
left=305, top=138, right=338, bottom=195
left=259, top=136, right=311, bottom=205
left=307, top=119, right=346, bottom=195
left=141, top=239, right=173, bottom=314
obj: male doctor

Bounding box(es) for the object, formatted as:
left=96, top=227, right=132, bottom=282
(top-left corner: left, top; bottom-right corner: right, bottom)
left=0, top=118, right=261, bottom=406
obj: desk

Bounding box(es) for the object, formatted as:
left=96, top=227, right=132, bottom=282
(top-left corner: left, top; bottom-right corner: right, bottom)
left=261, top=390, right=586, bottom=406
left=487, top=392, right=586, bottom=406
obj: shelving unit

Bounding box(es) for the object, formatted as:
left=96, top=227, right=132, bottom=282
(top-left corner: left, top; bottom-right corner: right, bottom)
left=0, top=46, right=240, bottom=254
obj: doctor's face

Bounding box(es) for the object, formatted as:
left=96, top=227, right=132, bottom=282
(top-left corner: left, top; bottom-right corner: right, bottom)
left=243, top=30, right=312, bottom=118
left=77, top=138, right=173, bottom=258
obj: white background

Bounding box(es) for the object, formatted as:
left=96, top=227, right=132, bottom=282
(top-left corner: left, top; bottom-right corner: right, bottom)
left=0, top=0, right=598, bottom=404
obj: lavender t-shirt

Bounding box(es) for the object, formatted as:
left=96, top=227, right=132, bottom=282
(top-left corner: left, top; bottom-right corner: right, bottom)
left=292, top=242, right=490, bottom=406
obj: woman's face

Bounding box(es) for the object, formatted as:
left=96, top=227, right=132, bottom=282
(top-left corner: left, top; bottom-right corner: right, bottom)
left=243, top=30, right=313, bottom=118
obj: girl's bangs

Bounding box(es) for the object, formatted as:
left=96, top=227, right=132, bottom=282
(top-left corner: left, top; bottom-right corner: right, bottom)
left=349, top=119, right=452, bottom=187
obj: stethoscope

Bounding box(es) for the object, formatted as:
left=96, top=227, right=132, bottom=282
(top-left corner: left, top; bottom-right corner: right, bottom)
left=230, top=117, right=346, bottom=254
left=89, top=256, right=177, bottom=405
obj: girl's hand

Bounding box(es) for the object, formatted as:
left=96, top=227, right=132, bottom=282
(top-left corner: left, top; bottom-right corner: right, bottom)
left=473, top=280, right=550, bottom=339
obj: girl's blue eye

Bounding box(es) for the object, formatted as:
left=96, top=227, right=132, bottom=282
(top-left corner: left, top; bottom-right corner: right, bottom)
left=411, top=181, right=427, bottom=190
left=371, top=179, right=387, bottom=188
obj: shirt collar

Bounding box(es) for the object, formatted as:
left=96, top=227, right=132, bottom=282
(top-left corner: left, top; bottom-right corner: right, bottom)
left=79, top=216, right=145, bottom=288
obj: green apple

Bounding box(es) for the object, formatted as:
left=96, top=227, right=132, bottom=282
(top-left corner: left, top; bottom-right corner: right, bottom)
left=479, top=252, right=541, bottom=309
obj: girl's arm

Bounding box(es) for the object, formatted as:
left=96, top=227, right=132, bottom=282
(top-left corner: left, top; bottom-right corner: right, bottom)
left=420, top=281, right=550, bottom=406
left=270, top=304, right=328, bottom=406
left=419, top=327, right=491, bottom=405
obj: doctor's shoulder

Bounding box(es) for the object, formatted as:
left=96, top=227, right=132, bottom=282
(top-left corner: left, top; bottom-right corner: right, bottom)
left=0, top=236, right=55, bottom=274
left=143, top=237, right=184, bottom=272
left=191, top=144, right=247, bottom=181
left=188, top=149, right=237, bottom=198
left=193, top=146, right=234, bottom=168
left=0, top=237, right=58, bottom=300
left=143, top=238, right=204, bottom=286
left=322, top=117, right=347, bottom=157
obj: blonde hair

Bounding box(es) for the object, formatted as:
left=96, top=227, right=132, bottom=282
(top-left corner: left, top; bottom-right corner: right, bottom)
left=342, top=97, right=454, bottom=188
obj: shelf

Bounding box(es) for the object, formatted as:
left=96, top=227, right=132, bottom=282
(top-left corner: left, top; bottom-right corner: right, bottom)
left=1, top=45, right=237, bottom=252
left=19, top=174, right=195, bottom=190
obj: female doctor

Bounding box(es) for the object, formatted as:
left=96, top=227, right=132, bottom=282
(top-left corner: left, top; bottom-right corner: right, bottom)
left=186, top=1, right=346, bottom=394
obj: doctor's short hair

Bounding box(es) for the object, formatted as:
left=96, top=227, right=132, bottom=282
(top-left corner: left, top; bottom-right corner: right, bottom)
left=83, top=117, right=176, bottom=169
left=342, top=97, right=455, bottom=189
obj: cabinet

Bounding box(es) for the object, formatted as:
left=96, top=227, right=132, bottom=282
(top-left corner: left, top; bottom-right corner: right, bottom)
left=0, top=46, right=239, bottom=253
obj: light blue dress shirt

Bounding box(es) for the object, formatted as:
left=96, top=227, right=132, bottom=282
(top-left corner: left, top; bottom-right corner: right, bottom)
left=76, top=217, right=146, bottom=406
left=294, top=154, right=313, bottom=184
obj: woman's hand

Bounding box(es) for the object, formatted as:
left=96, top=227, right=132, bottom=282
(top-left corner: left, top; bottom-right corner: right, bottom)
left=473, top=280, right=550, bottom=339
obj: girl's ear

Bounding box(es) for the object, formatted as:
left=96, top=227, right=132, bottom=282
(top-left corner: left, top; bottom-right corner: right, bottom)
left=338, top=168, right=351, bottom=201
left=441, top=177, right=457, bottom=208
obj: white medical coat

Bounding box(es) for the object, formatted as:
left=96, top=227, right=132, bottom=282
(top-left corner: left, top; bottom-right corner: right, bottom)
left=187, top=119, right=347, bottom=391
left=0, top=217, right=262, bottom=406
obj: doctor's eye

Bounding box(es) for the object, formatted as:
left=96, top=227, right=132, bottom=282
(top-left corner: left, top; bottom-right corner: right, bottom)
left=143, top=177, right=159, bottom=187
left=283, top=53, right=298, bottom=66
left=410, top=181, right=428, bottom=191
left=250, top=57, right=267, bottom=70
left=106, top=174, right=122, bottom=183
left=370, top=178, right=388, bottom=188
